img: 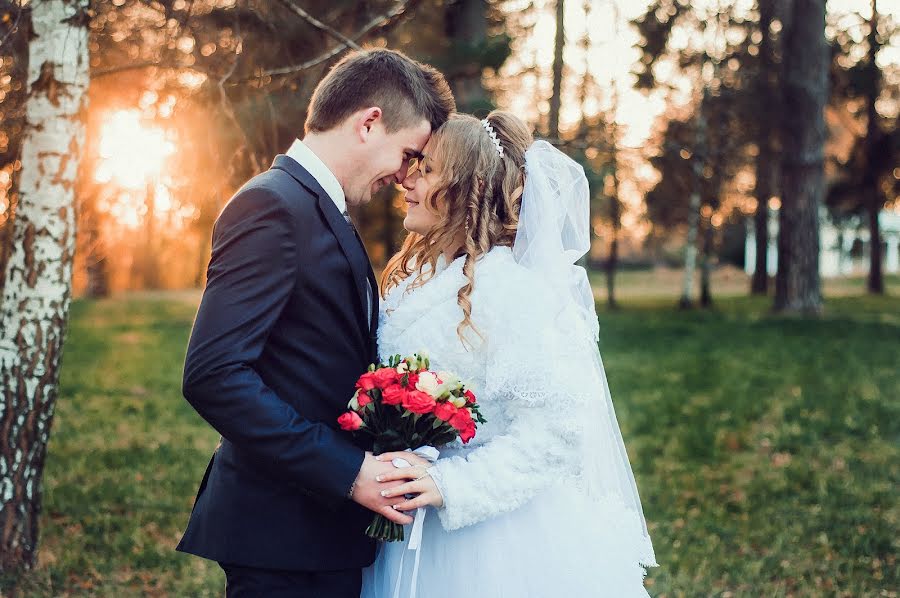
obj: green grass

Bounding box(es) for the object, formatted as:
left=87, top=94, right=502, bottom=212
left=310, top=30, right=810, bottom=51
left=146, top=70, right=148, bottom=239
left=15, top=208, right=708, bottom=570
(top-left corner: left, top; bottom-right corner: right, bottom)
left=9, top=290, right=900, bottom=596
left=599, top=294, right=899, bottom=597
left=13, top=297, right=223, bottom=597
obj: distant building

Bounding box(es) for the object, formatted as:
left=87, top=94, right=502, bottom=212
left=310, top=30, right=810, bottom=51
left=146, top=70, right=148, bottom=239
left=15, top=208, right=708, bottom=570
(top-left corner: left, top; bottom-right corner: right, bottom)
left=745, top=209, right=900, bottom=277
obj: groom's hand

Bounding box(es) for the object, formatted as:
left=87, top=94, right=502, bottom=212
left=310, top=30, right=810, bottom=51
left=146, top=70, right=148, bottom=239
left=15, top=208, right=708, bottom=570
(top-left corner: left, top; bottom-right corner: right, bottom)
left=350, top=452, right=414, bottom=525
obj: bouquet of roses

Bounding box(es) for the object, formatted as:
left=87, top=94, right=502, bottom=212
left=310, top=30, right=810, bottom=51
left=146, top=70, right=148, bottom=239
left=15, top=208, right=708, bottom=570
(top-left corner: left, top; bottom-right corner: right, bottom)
left=337, top=353, right=485, bottom=541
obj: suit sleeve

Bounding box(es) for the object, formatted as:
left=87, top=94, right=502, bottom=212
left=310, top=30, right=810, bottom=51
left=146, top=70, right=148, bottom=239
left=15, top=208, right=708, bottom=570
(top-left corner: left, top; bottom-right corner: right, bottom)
left=182, top=186, right=363, bottom=501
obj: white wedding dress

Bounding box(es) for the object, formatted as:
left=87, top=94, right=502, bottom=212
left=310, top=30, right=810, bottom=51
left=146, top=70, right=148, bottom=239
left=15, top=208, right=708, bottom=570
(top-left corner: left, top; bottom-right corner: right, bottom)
left=360, top=245, right=656, bottom=598
left=362, top=141, right=655, bottom=597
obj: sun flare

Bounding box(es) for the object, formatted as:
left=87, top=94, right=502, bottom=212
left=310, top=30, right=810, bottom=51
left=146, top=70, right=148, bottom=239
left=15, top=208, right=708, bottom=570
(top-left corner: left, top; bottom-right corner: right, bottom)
left=94, top=110, right=175, bottom=189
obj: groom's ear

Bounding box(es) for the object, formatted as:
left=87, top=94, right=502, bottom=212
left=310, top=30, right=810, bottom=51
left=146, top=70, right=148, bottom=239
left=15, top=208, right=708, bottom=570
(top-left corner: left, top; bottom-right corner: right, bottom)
left=356, top=107, right=383, bottom=142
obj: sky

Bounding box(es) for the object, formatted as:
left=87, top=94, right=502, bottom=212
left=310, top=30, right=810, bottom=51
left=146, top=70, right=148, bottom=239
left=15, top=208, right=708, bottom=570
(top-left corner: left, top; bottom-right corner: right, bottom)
left=503, top=0, right=900, bottom=149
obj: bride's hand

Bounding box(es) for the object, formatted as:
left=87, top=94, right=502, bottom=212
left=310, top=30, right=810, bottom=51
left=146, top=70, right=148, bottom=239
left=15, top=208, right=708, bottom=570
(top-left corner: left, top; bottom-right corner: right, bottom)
left=374, top=451, right=444, bottom=509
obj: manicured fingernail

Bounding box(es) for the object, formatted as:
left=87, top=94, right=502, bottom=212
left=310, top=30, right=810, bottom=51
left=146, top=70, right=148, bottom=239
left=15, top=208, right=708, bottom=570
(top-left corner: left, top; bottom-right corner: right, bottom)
left=380, top=490, right=387, bottom=496
left=374, top=456, right=382, bottom=461
left=376, top=475, right=383, bottom=482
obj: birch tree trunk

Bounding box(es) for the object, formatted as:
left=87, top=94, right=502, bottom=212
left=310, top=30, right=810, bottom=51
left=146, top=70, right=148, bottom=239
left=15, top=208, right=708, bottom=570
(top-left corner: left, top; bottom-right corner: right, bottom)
left=680, top=94, right=707, bottom=309
left=700, top=214, right=714, bottom=307
left=0, top=0, right=90, bottom=573
left=774, top=0, right=825, bottom=314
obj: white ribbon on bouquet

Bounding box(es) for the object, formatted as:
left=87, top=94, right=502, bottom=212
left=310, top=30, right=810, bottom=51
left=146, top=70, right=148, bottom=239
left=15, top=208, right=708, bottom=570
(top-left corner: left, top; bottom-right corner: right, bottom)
left=390, top=445, right=440, bottom=598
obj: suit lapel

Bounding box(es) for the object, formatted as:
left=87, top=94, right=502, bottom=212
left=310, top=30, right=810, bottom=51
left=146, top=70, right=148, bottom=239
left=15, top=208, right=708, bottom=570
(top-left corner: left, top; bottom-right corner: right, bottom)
left=366, top=264, right=379, bottom=357
left=271, top=155, right=372, bottom=335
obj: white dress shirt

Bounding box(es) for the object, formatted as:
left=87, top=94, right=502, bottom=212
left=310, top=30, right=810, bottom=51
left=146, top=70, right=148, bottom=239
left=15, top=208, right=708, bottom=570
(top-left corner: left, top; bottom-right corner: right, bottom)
left=285, top=139, right=346, bottom=214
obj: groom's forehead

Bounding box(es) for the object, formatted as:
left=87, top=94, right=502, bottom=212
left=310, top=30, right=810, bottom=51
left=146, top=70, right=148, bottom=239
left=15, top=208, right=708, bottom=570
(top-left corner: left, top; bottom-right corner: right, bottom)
left=400, top=119, right=432, bottom=151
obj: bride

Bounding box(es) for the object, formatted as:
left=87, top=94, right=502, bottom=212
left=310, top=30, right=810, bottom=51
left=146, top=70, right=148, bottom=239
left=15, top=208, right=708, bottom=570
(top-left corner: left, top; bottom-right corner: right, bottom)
left=361, top=112, right=657, bottom=597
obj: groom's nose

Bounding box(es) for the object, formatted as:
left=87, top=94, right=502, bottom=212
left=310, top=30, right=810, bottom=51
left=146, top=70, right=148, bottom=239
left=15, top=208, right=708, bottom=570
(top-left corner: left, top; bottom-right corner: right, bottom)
left=393, top=165, right=409, bottom=185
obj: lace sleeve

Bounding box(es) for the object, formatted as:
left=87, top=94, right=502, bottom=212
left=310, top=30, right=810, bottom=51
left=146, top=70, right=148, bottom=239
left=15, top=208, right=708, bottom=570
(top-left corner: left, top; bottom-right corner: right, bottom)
left=429, top=281, right=595, bottom=531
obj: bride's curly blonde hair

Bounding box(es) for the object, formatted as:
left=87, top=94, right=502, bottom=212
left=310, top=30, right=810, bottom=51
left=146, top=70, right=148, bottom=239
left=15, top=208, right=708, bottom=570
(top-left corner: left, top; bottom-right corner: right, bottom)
left=380, top=111, right=533, bottom=345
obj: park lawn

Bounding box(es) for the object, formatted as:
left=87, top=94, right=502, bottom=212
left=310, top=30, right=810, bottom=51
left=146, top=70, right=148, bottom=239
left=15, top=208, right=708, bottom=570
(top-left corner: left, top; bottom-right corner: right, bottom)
left=8, top=290, right=900, bottom=597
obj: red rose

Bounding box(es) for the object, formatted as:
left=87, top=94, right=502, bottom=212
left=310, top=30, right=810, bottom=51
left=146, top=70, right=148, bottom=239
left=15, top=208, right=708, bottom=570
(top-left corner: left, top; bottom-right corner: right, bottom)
left=459, top=422, right=476, bottom=443
left=402, top=390, right=437, bottom=415
left=449, top=408, right=474, bottom=432
left=404, top=372, right=420, bottom=390
left=337, top=411, right=363, bottom=431
left=373, top=367, right=400, bottom=387
left=357, top=391, right=372, bottom=408
left=433, top=401, right=457, bottom=422
left=381, top=384, right=406, bottom=406
left=464, top=389, right=477, bottom=405
left=356, top=372, right=377, bottom=392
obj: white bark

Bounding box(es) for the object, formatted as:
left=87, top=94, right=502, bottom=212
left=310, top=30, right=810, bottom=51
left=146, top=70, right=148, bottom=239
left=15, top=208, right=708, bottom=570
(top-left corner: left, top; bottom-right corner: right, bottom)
left=680, top=102, right=707, bottom=308
left=0, top=0, right=89, bottom=571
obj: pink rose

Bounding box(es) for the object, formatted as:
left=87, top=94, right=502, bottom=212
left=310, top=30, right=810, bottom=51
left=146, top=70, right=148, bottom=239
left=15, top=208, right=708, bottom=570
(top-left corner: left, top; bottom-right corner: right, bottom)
left=464, top=389, right=477, bottom=405
left=337, top=411, right=364, bottom=431
left=404, top=372, right=420, bottom=390
left=373, top=367, right=400, bottom=387
left=381, top=384, right=406, bottom=406
left=357, top=391, right=372, bottom=408
left=402, top=390, right=437, bottom=415
left=433, top=401, right=458, bottom=422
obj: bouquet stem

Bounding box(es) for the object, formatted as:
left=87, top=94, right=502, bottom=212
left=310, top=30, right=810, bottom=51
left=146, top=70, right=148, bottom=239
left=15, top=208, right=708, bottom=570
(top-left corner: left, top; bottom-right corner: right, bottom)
left=365, top=513, right=405, bottom=542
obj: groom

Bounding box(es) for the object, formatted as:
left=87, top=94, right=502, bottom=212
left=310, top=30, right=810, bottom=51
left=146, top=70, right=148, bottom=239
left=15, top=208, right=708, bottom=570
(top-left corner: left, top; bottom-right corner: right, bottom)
left=177, top=48, right=455, bottom=597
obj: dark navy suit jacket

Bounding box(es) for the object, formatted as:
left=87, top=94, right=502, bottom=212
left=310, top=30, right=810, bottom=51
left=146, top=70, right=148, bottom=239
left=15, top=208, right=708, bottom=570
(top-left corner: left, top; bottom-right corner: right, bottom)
left=177, top=154, right=379, bottom=571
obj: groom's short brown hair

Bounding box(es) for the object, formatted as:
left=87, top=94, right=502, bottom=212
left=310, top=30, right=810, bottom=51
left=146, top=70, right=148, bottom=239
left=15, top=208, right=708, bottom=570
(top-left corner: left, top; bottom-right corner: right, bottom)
left=305, top=48, right=455, bottom=135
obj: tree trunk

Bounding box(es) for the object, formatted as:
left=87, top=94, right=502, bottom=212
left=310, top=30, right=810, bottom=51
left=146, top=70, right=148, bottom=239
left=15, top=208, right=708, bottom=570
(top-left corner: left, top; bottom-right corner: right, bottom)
left=605, top=111, right=621, bottom=309
left=865, top=0, right=884, bottom=294
left=774, top=0, right=825, bottom=314
left=140, top=182, right=160, bottom=289
left=382, top=189, right=397, bottom=260
left=700, top=214, right=714, bottom=307
left=606, top=188, right=620, bottom=310
left=84, top=209, right=109, bottom=298
left=680, top=189, right=701, bottom=308
left=445, top=0, right=490, bottom=114
left=548, top=0, right=565, bottom=138
left=752, top=0, right=779, bottom=295
left=0, top=187, right=17, bottom=299
left=867, top=203, right=883, bottom=293
left=0, top=0, right=89, bottom=574
left=680, top=101, right=707, bottom=309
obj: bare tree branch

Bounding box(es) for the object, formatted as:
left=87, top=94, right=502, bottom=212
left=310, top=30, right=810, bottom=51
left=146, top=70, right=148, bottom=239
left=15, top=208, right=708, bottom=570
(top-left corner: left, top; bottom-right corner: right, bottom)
left=0, top=0, right=25, bottom=53
left=275, top=0, right=361, bottom=50
left=90, top=60, right=212, bottom=78
left=259, top=0, right=419, bottom=78
left=92, top=0, right=420, bottom=86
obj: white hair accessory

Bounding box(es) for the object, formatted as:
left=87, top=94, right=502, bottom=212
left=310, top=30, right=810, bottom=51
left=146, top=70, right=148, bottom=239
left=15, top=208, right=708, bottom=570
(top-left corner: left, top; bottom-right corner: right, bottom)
left=481, top=118, right=504, bottom=158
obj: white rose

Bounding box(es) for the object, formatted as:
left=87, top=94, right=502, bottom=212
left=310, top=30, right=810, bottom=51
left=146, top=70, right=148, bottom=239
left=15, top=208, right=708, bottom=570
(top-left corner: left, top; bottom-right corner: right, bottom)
left=415, top=371, right=441, bottom=396
left=450, top=395, right=467, bottom=408
left=433, top=371, right=459, bottom=396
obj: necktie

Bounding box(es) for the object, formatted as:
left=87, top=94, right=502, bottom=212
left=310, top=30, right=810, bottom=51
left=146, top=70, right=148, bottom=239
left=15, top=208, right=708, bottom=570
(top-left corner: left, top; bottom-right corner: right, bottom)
left=343, top=210, right=373, bottom=330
